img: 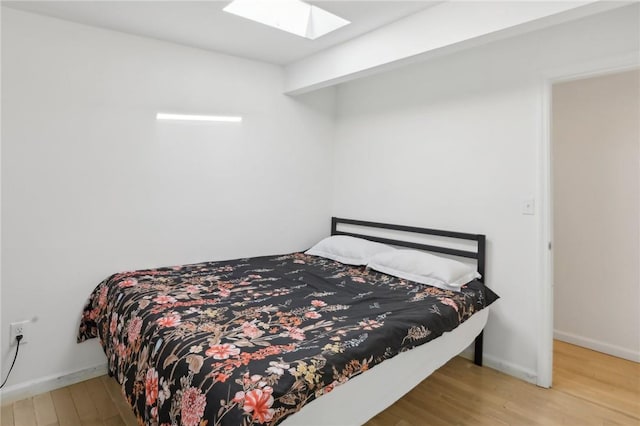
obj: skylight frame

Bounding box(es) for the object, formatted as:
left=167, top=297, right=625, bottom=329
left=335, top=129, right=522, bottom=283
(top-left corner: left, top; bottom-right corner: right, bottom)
left=223, top=0, right=350, bottom=40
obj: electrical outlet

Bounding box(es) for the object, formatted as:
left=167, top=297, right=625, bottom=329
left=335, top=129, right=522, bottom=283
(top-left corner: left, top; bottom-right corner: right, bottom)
left=10, top=320, right=29, bottom=345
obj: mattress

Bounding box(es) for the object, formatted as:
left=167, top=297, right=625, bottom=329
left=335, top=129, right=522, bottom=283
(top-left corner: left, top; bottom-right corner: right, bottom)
left=78, top=252, right=496, bottom=425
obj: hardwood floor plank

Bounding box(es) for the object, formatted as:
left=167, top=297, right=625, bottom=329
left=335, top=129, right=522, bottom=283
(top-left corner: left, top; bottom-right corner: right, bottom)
left=553, top=343, right=640, bottom=417
left=84, top=378, right=119, bottom=421
left=389, top=396, right=453, bottom=426
left=554, top=369, right=640, bottom=418
left=50, top=388, right=81, bottom=426
left=79, top=420, right=103, bottom=426
left=419, top=375, right=518, bottom=425
left=33, top=393, right=58, bottom=426
left=102, top=415, right=125, bottom=426
left=554, top=341, right=640, bottom=389
left=68, top=383, right=100, bottom=423
left=13, top=398, right=37, bottom=426
left=1, top=404, right=15, bottom=426
left=100, top=377, right=137, bottom=426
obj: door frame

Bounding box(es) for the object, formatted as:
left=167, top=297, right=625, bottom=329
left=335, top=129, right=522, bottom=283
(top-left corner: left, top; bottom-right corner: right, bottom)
left=537, top=52, right=639, bottom=388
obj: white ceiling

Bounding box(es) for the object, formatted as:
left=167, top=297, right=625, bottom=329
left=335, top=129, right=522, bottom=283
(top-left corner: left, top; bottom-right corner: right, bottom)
left=3, top=1, right=440, bottom=65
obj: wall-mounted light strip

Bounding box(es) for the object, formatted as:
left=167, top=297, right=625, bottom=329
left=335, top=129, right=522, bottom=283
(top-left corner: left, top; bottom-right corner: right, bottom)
left=156, top=113, right=242, bottom=123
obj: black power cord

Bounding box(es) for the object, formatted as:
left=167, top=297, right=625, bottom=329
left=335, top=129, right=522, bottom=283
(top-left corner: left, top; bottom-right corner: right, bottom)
left=0, top=335, right=23, bottom=389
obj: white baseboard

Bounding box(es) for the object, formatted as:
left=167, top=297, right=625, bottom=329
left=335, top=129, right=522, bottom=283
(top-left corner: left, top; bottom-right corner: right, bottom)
left=0, top=363, right=108, bottom=405
left=554, top=329, right=640, bottom=363
left=459, top=347, right=538, bottom=385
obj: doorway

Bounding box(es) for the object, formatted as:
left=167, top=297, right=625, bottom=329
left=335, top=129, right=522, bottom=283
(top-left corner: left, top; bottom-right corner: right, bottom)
left=549, top=67, right=640, bottom=391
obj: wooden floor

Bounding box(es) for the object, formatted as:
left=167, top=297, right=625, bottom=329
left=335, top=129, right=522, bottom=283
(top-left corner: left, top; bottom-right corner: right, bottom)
left=366, top=341, right=639, bottom=426
left=2, top=341, right=638, bottom=425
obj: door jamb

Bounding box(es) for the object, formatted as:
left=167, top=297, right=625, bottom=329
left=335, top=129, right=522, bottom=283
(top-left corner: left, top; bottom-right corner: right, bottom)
left=538, top=53, right=639, bottom=388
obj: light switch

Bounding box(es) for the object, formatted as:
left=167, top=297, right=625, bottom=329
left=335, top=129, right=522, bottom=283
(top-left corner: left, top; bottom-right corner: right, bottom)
left=522, top=197, right=535, bottom=215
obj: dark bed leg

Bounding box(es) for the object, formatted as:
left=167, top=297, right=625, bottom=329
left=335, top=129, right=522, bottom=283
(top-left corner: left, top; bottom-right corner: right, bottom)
left=474, top=331, right=483, bottom=366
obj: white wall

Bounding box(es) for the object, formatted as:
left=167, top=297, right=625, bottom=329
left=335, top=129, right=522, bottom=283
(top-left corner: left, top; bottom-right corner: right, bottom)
left=553, top=70, right=640, bottom=362
left=0, top=8, right=335, bottom=395
left=332, top=5, right=639, bottom=382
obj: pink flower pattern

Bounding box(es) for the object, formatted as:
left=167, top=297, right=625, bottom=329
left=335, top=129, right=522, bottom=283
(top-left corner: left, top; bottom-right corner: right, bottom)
left=358, top=319, right=383, bottom=330
left=440, top=297, right=459, bottom=312
left=109, top=313, right=118, bottom=335
left=243, top=387, right=275, bottom=423
left=157, top=312, right=181, bottom=327
left=154, top=295, right=176, bottom=304
left=242, top=322, right=264, bottom=339
left=180, top=387, right=207, bottom=426
left=287, top=327, right=305, bottom=341
left=97, top=286, right=108, bottom=307
left=118, top=278, right=137, bottom=288
left=145, top=368, right=158, bottom=406
left=206, top=343, right=240, bottom=360
left=232, top=391, right=245, bottom=403
left=305, top=311, right=321, bottom=319
left=127, top=316, right=142, bottom=344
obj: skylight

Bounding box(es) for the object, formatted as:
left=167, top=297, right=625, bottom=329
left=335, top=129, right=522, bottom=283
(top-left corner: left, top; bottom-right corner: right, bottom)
left=223, top=0, right=350, bottom=40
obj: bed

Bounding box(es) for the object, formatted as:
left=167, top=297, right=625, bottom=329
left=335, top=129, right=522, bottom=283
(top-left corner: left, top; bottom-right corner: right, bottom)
left=78, top=217, right=497, bottom=425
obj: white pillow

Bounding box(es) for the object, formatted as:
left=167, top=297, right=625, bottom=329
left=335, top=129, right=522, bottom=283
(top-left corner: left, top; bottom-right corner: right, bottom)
left=367, top=250, right=481, bottom=292
left=305, top=235, right=396, bottom=266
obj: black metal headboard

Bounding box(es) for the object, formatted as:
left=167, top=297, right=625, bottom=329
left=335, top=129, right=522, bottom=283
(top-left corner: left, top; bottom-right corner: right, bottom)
left=330, top=216, right=487, bottom=366
left=331, top=217, right=485, bottom=281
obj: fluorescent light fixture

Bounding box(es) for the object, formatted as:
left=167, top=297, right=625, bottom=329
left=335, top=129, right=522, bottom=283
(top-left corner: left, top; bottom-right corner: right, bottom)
left=223, top=0, right=350, bottom=40
left=156, top=113, right=242, bottom=123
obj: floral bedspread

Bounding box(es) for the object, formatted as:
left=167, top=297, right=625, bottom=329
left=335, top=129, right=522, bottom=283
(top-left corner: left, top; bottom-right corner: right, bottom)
left=78, top=252, right=496, bottom=425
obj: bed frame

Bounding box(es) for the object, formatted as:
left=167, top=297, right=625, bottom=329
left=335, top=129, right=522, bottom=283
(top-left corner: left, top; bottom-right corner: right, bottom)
left=330, top=216, right=486, bottom=366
